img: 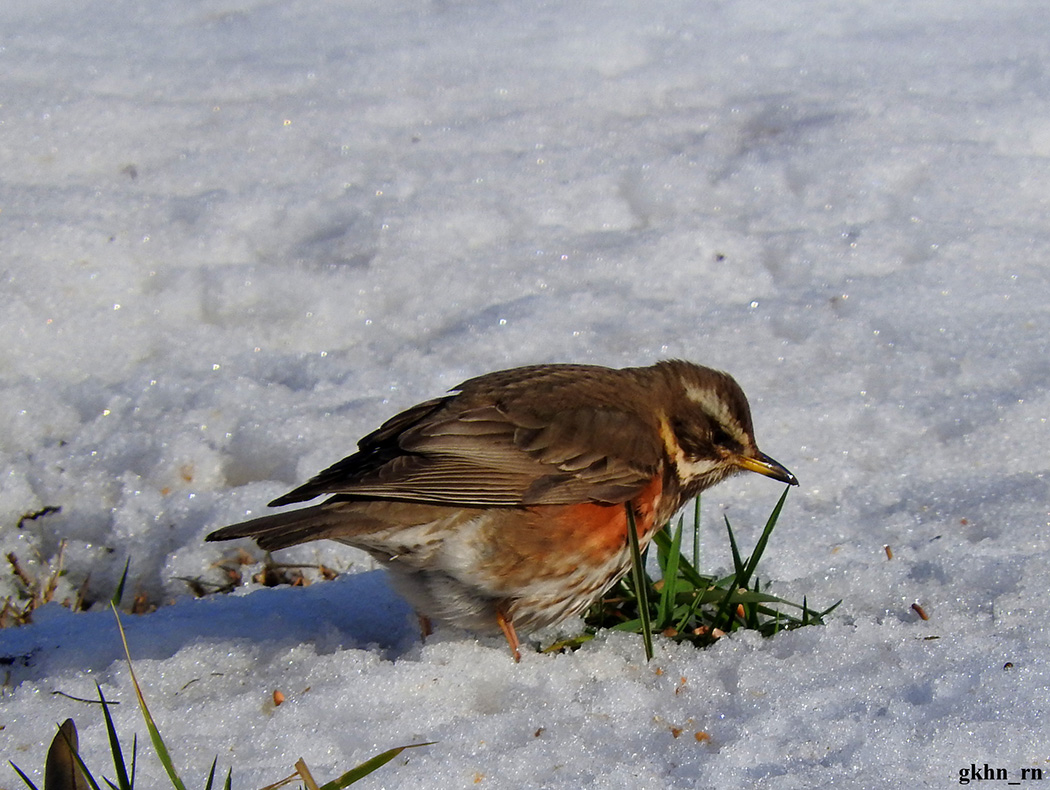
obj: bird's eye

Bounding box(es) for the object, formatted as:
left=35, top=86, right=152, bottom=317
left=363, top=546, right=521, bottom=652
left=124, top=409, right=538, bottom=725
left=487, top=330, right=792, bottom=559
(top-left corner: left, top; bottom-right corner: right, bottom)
left=711, top=425, right=740, bottom=451
left=672, top=419, right=707, bottom=458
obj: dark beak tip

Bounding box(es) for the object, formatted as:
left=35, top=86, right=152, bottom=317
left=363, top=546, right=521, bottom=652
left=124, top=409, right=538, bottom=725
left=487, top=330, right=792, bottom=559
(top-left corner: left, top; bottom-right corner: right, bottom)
left=749, top=452, right=798, bottom=487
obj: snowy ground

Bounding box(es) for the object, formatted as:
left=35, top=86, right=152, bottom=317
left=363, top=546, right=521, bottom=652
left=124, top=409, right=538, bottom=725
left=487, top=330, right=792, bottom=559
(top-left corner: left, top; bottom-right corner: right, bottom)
left=3, top=0, right=1050, bottom=787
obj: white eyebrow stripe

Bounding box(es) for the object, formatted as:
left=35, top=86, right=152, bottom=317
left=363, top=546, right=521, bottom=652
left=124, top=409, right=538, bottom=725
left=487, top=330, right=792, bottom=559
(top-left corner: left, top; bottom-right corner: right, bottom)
left=682, top=382, right=747, bottom=444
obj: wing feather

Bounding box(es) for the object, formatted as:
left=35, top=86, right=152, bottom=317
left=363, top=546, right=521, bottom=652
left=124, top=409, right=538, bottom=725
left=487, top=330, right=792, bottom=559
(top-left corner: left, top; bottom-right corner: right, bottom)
left=269, top=366, right=667, bottom=508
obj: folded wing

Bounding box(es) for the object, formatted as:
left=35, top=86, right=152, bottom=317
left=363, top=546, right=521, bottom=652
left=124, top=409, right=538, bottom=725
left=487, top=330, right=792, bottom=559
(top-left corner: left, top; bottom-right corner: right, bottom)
left=269, top=393, right=664, bottom=509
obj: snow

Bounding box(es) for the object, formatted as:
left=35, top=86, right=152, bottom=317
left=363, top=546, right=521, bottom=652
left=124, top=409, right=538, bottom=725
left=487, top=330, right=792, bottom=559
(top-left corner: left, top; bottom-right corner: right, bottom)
left=3, top=0, right=1050, bottom=786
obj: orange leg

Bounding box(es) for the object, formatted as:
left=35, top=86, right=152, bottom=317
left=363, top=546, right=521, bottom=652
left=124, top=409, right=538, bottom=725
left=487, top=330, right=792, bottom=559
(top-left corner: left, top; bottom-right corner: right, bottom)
left=418, top=614, right=433, bottom=641
left=496, top=605, right=522, bottom=662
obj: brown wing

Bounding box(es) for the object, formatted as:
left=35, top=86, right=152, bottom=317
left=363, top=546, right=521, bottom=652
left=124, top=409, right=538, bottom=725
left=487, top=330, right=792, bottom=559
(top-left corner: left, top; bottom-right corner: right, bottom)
left=269, top=364, right=666, bottom=508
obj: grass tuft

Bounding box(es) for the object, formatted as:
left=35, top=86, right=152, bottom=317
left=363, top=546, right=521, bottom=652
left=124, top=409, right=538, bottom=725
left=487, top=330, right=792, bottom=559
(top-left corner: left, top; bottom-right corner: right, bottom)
left=1, top=540, right=79, bottom=627
left=10, top=608, right=431, bottom=789
left=578, top=487, right=838, bottom=656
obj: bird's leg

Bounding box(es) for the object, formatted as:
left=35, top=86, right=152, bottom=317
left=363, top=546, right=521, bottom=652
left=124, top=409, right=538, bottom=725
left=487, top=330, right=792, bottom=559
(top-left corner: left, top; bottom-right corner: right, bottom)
left=495, top=604, right=522, bottom=662
left=418, top=614, right=433, bottom=641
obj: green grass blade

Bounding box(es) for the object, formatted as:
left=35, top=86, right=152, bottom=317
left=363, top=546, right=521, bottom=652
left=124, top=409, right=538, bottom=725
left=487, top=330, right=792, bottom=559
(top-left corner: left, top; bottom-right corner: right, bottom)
left=691, top=495, right=701, bottom=571
left=819, top=600, right=842, bottom=618
left=96, top=684, right=132, bottom=790
left=129, top=735, right=137, bottom=789
left=110, top=558, right=131, bottom=608
left=204, top=757, right=218, bottom=790
left=713, top=516, right=746, bottom=630
left=111, top=606, right=188, bottom=790
left=542, top=632, right=595, bottom=652
left=9, top=761, right=42, bottom=790
left=609, top=617, right=643, bottom=632
left=650, top=529, right=710, bottom=589
left=717, top=589, right=788, bottom=605
left=624, top=503, right=653, bottom=661
left=317, top=743, right=434, bottom=790
left=654, top=520, right=671, bottom=572
left=656, top=518, right=684, bottom=629
left=725, top=515, right=745, bottom=577
left=737, top=486, right=790, bottom=589
left=746, top=578, right=761, bottom=629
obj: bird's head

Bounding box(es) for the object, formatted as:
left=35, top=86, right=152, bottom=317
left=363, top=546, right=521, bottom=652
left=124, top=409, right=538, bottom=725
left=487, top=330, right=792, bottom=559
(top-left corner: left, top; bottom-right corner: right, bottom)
left=654, top=360, right=798, bottom=498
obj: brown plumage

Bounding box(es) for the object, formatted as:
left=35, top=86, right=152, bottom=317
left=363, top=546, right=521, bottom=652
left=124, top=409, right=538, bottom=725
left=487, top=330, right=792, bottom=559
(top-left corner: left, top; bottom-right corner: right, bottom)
left=207, top=360, right=797, bottom=659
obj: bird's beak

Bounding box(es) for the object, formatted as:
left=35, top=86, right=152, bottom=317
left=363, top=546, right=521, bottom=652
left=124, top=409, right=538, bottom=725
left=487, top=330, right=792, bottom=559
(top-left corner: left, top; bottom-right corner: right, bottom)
left=735, top=452, right=798, bottom=486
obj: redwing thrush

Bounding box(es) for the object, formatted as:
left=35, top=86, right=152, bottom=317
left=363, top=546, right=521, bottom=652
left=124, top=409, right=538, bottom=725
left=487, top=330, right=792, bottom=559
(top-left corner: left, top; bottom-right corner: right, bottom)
left=207, top=360, right=797, bottom=660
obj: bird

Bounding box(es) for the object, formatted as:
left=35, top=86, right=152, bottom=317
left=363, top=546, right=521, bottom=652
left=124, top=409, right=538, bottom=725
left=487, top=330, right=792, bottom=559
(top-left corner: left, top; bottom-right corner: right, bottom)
left=206, top=360, right=797, bottom=660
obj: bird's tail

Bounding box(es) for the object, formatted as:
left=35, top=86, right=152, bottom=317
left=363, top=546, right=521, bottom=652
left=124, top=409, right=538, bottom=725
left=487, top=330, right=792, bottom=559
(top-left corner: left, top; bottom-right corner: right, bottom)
left=206, top=501, right=369, bottom=552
